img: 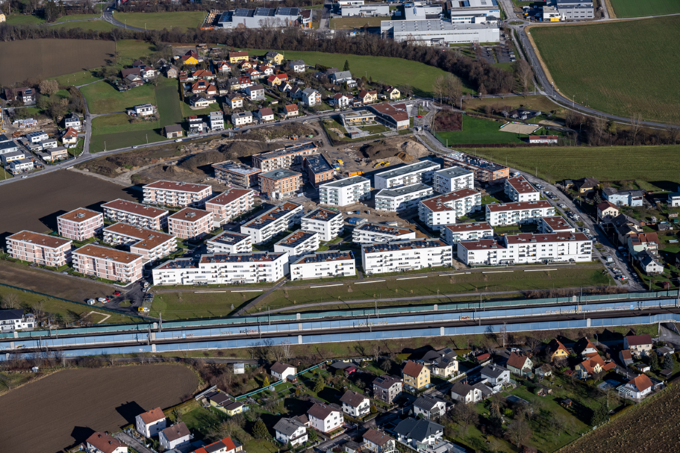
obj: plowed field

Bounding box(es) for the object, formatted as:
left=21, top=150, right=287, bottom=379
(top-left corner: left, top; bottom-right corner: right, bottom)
left=0, top=365, right=198, bottom=453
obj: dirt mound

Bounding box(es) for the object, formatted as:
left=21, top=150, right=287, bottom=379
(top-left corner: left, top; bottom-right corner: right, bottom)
left=219, top=140, right=278, bottom=160
left=177, top=150, right=225, bottom=172
left=361, top=138, right=429, bottom=161
left=247, top=123, right=315, bottom=142
left=397, top=152, right=414, bottom=162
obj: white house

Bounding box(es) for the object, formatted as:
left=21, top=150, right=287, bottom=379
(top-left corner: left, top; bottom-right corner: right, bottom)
left=39, top=138, right=58, bottom=149
left=9, top=158, right=34, bottom=174
left=393, top=418, right=443, bottom=449
left=319, top=176, right=371, bottom=206
left=206, top=231, right=253, bottom=254
left=450, top=381, right=482, bottom=404
left=64, top=113, right=82, bottom=131
left=441, top=222, right=493, bottom=246
left=232, top=111, right=254, bottom=126
left=504, top=175, right=539, bottom=202
left=301, top=208, right=343, bottom=242
left=308, top=403, right=343, bottom=433
left=352, top=223, right=416, bottom=244
left=270, top=361, right=297, bottom=381
left=418, top=189, right=482, bottom=231
left=26, top=130, right=48, bottom=143
left=302, top=88, right=322, bottom=107
left=375, top=184, right=433, bottom=212
left=340, top=390, right=370, bottom=418
left=258, top=107, right=275, bottom=122
left=133, top=103, right=157, bottom=116
left=330, top=93, right=351, bottom=108
left=618, top=374, right=653, bottom=399
left=86, top=432, right=127, bottom=453
left=210, top=111, right=225, bottom=131
left=245, top=84, right=265, bottom=101
left=433, top=166, right=474, bottom=194
left=135, top=407, right=166, bottom=438
left=159, top=423, right=193, bottom=451
left=0, top=309, right=36, bottom=333
left=289, top=60, right=307, bottom=73
left=362, top=429, right=396, bottom=453
left=480, top=364, right=511, bottom=388
left=485, top=201, right=555, bottom=226
left=274, top=417, right=308, bottom=446
left=362, top=239, right=452, bottom=275
left=374, top=160, right=440, bottom=190
left=413, top=395, right=447, bottom=419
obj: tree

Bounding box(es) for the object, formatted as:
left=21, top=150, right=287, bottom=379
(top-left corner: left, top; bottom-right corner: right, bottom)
left=39, top=79, right=59, bottom=96
left=308, top=429, right=318, bottom=442
left=630, top=113, right=643, bottom=145
left=664, top=352, right=675, bottom=370
left=432, top=75, right=444, bottom=104
left=313, top=376, right=325, bottom=393
left=343, top=59, right=350, bottom=71
left=650, top=351, right=659, bottom=371
left=262, top=376, right=270, bottom=387
left=380, top=358, right=392, bottom=373
left=589, top=404, right=608, bottom=426
left=253, top=419, right=269, bottom=439
left=452, top=402, right=477, bottom=436
left=507, top=417, right=532, bottom=446
left=2, top=293, right=19, bottom=309
left=513, top=59, right=533, bottom=94
left=443, top=74, right=462, bottom=109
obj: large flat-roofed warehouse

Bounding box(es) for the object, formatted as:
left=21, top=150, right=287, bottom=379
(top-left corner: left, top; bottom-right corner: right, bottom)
left=445, top=0, right=501, bottom=23
left=404, top=4, right=443, bottom=20
left=554, top=0, right=594, bottom=19
left=381, top=20, right=500, bottom=45
left=218, top=7, right=301, bottom=29
left=339, top=4, right=390, bottom=16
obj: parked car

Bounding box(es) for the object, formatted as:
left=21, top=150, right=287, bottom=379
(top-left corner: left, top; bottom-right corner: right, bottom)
left=98, top=297, right=107, bottom=304
left=87, top=299, right=96, bottom=305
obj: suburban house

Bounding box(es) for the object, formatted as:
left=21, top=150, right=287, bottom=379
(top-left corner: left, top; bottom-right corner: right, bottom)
left=619, top=349, right=634, bottom=366
left=362, top=428, right=395, bottom=453
left=164, top=124, right=184, bottom=139
left=284, top=104, right=299, bottom=118
left=226, top=93, right=245, bottom=109
left=384, top=86, right=400, bottom=100
left=307, top=403, right=343, bottom=433
left=159, top=423, right=193, bottom=451
left=573, top=337, right=599, bottom=358
left=302, top=88, right=321, bottom=107
left=135, top=407, right=166, bottom=437
left=596, top=201, right=619, bottom=222
left=535, top=364, right=552, bottom=379
left=194, top=436, right=242, bottom=453
left=165, top=65, right=179, bottom=78
left=548, top=339, right=570, bottom=362
left=258, top=107, right=275, bottom=122
left=450, top=381, right=482, bottom=404
left=575, top=354, right=616, bottom=379
left=330, top=93, right=351, bottom=108
left=270, top=362, right=297, bottom=381
left=393, top=418, right=443, bottom=450
left=265, top=51, right=285, bottom=64
left=628, top=232, right=659, bottom=256
left=402, top=360, right=430, bottom=391
left=618, top=374, right=653, bottom=400
left=372, top=375, right=403, bottom=404
left=245, top=84, right=265, bottom=101
left=480, top=364, right=511, bottom=388
left=413, top=395, right=447, bottom=419
left=418, top=347, right=458, bottom=378
left=274, top=416, right=308, bottom=446
left=61, top=127, right=79, bottom=146
left=603, top=187, right=645, bottom=207
left=267, top=74, right=289, bottom=86
left=571, top=177, right=600, bottom=194
left=223, top=401, right=245, bottom=416
left=289, top=60, right=306, bottom=72
left=506, top=353, right=533, bottom=377
left=232, top=111, right=253, bottom=126
left=86, top=432, right=127, bottom=453
left=340, top=389, right=371, bottom=418
left=64, top=113, right=82, bottom=131
left=358, top=90, right=378, bottom=104
left=638, top=250, right=664, bottom=275
left=623, top=334, right=653, bottom=357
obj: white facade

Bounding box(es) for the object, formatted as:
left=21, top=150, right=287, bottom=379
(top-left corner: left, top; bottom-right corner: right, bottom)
left=504, top=176, right=539, bottom=202
left=374, top=160, right=440, bottom=190
left=274, top=418, right=308, bottom=447
left=319, top=176, right=371, bottom=206
left=480, top=365, right=511, bottom=387
left=485, top=201, right=555, bottom=226
left=152, top=252, right=289, bottom=285
left=381, top=20, right=500, bottom=45
left=271, top=363, right=297, bottom=381
left=433, top=167, right=474, bottom=194
left=301, top=208, right=344, bottom=242
left=441, top=222, right=493, bottom=246
left=232, top=111, right=253, bottom=126
left=274, top=230, right=320, bottom=261
left=352, top=223, right=416, bottom=244
left=290, top=251, right=356, bottom=280
left=375, top=184, right=433, bottom=212
left=159, top=423, right=192, bottom=451
left=135, top=409, right=166, bottom=438
left=9, top=158, right=34, bottom=173
left=0, top=309, right=36, bottom=333
left=210, top=111, right=225, bottom=130
left=456, top=240, right=510, bottom=266
left=206, top=232, right=253, bottom=254
left=539, top=216, right=575, bottom=233
left=308, top=404, right=343, bottom=433
left=418, top=189, right=481, bottom=231
left=362, top=239, right=452, bottom=275
left=341, top=391, right=371, bottom=418
left=240, top=202, right=304, bottom=244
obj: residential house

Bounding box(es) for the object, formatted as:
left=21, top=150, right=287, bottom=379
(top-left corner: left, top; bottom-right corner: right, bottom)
left=638, top=250, right=664, bottom=275
left=189, top=95, right=213, bottom=108
left=362, top=429, right=395, bottom=453
left=226, top=93, right=245, bottom=109
left=258, top=107, right=275, bottom=122
left=358, top=90, right=378, bottom=104
left=223, top=401, right=245, bottom=416
left=573, top=337, right=599, bottom=358
left=506, top=353, right=533, bottom=377
left=246, top=68, right=262, bottom=80
left=267, top=74, right=289, bottom=86
left=159, top=423, right=192, bottom=451
left=393, top=418, right=443, bottom=450
left=330, top=93, right=351, bottom=108
left=402, top=360, right=430, bottom=391
left=535, top=364, right=552, bottom=379
left=290, top=60, right=306, bottom=73
left=570, top=177, right=600, bottom=194
left=302, top=88, right=321, bottom=107
left=480, top=364, right=511, bottom=387
left=340, top=390, right=370, bottom=418
left=216, top=61, right=231, bottom=74
left=41, top=146, right=68, bottom=162
left=238, top=76, right=254, bottom=88
left=548, top=339, right=570, bottom=363
left=165, top=65, right=179, bottom=78
left=618, top=374, right=653, bottom=399
left=194, top=437, right=242, bottom=453
left=283, top=104, right=299, bottom=118
left=450, top=381, right=482, bottom=404
left=86, top=432, right=127, bottom=453
left=232, top=111, right=253, bottom=126
left=602, top=187, right=644, bottom=207
left=245, top=84, right=265, bottom=101
left=135, top=407, right=166, bottom=437
left=4, top=86, right=36, bottom=104
left=413, top=395, right=446, bottom=420
left=372, top=375, right=403, bottom=404
left=164, top=124, right=183, bottom=139
left=384, top=86, right=400, bottom=100
left=26, top=131, right=48, bottom=144
left=61, top=127, right=79, bottom=146
left=596, top=201, right=619, bottom=222
left=270, top=361, right=297, bottom=381
left=619, top=349, right=633, bottom=366
left=0, top=309, right=36, bottom=333
left=274, top=417, right=308, bottom=446
left=307, top=403, right=343, bottom=433
left=623, top=334, right=653, bottom=357
left=265, top=51, right=284, bottom=64
left=575, top=354, right=615, bottom=379
left=193, top=69, right=214, bottom=80
left=278, top=82, right=293, bottom=93
left=9, top=158, right=33, bottom=173
left=64, top=113, right=82, bottom=131
left=258, top=65, right=275, bottom=77
left=419, top=347, right=458, bottom=378
left=330, top=70, right=355, bottom=86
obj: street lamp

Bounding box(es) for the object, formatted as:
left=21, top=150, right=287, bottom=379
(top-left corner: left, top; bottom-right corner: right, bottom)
left=572, top=94, right=575, bottom=108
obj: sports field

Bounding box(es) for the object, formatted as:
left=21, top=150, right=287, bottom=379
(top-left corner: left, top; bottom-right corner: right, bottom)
left=609, top=0, right=680, bottom=17
left=530, top=16, right=680, bottom=124
left=471, top=144, right=680, bottom=190
left=114, top=11, right=206, bottom=31
left=435, top=115, right=529, bottom=145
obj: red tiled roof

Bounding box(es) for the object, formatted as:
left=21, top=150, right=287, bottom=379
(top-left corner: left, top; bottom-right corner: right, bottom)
left=507, top=352, right=529, bottom=370
left=402, top=360, right=424, bottom=377
left=626, top=334, right=652, bottom=346
left=628, top=374, right=653, bottom=392
left=420, top=189, right=479, bottom=212
left=207, top=189, right=252, bottom=206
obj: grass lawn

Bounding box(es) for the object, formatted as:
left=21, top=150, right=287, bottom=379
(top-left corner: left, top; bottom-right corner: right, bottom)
left=609, top=0, right=680, bottom=17
left=180, top=100, right=222, bottom=118
left=530, top=17, right=680, bottom=123
left=114, top=11, right=206, bottom=31
left=157, top=82, right=184, bottom=126
left=470, top=144, right=680, bottom=190
left=5, top=14, right=45, bottom=25
left=81, top=80, right=157, bottom=114
left=54, top=14, right=102, bottom=22
left=51, top=20, right=116, bottom=32
left=330, top=16, right=386, bottom=29
left=149, top=292, right=258, bottom=320
left=0, top=167, right=13, bottom=179
left=435, top=115, right=529, bottom=145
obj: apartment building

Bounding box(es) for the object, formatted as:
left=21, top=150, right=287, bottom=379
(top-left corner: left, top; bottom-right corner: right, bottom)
left=102, top=223, right=176, bottom=262
left=212, top=161, right=261, bottom=188
left=319, top=176, right=371, bottom=207
left=352, top=223, right=416, bottom=244
left=301, top=208, right=343, bottom=241
left=168, top=208, right=214, bottom=240
left=362, top=239, right=453, bottom=275
left=372, top=375, right=403, bottom=404
left=101, top=199, right=169, bottom=230
left=57, top=208, right=104, bottom=241
left=252, top=142, right=318, bottom=171
left=456, top=239, right=511, bottom=266
left=304, top=154, right=335, bottom=187
left=433, top=167, right=474, bottom=194
left=241, top=202, right=304, bottom=244
left=374, top=160, right=441, bottom=190
left=375, top=183, right=433, bottom=212
left=72, top=244, right=143, bottom=283
left=152, top=252, right=289, bottom=285
left=418, top=189, right=481, bottom=231
left=539, top=216, right=575, bottom=233
left=440, top=222, right=493, bottom=246
left=206, top=231, right=252, bottom=254
left=485, top=201, right=555, bottom=226
left=143, top=180, right=213, bottom=208
left=290, top=251, right=356, bottom=280
left=274, top=230, right=320, bottom=260
left=6, top=231, right=72, bottom=267
left=504, top=175, right=539, bottom=202
left=205, top=189, right=254, bottom=223
left=442, top=153, right=509, bottom=182
left=259, top=169, right=303, bottom=200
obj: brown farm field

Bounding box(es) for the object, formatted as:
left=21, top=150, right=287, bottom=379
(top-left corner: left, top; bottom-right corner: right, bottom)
left=0, top=364, right=199, bottom=453
left=0, top=39, right=114, bottom=86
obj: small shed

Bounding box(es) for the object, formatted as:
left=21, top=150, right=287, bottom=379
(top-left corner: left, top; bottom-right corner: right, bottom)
left=233, top=362, right=245, bottom=374
left=561, top=398, right=573, bottom=408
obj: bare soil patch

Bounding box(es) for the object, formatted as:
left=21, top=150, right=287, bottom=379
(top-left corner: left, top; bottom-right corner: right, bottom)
left=0, top=364, right=198, bottom=453
left=0, top=39, right=114, bottom=86
left=434, top=111, right=463, bottom=132
left=360, top=137, right=430, bottom=163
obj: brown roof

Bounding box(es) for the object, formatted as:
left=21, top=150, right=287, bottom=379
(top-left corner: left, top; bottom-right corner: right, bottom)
left=420, top=189, right=479, bottom=212
left=486, top=200, right=552, bottom=212
left=369, top=103, right=409, bottom=122
left=541, top=216, right=573, bottom=231
left=260, top=107, right=274, bottom=116
left=121, top=67, right=141, bottom=78
left=58, top=207, right=102, bottom=223
left=340, top=390, right=368, bottom=408
left=402, top=360, right=424, bottom=378
left=87, top=432, right=125, bottom=453
left=74, top=244, right=142, bottom=264
left=620, top=350, right=632, bottom=360
left=193, top=69, right=213, bottom=78
left=63, top=127, right=78, bottom=138
left=206, top=189, right=252, bottom=207
left=506, top=176, right=537, bottom=195
left=102, top=199, right=168, bottom=219
left=230, top=51, right=248, bottom=57
left=529, top=135, right=558, bottom=140
left=628, top=374, right=653, bottom=392
left=458, top=239, right=505, bottom=251
left=285, top=104, right=298, bottom=113
left=363, top=428, right=393, bottom=446
left=574, top=337, right=598, bottom=356
left=270, top=361, right=295, bottom=374
left=505, top=232, right=589, bottom=244
left=550, top=339, right=569, bottom=354
left=373, top=375, right=402, bottom=389
left=8, top=230, right=71, bottom=248
left=443, top=222, right=492, bottom=233
left=224, top=401, right=244, bottom=411
left=161, top=422, right=191, bottom=442
left=104, top=223, right=175, bottom=250
left=507, top=352, right=529, bottom=370
left=597, top=201, right=619, bottom=212
left=139, top=407, right=165, bottom=424
left=169, top=208, right=212, bottom=223
left=308, top=403, right=340, bottom=420
left=626, top=334, right=652, bottom=346
left=144, top=180, right=211, bottom=193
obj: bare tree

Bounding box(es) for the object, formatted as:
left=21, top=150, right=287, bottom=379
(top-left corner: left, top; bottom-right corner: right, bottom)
left=630, top=113, right=643, bottom=145
left=452, top=402, right=477, bottom=437
left=513, top=60, right=533, bottom=94
left=667, top=125, right=680, bottom=144
left=507, top=417, right=532, bottom=446
left=443, top=74, right=462, bottom=109
left=2, top=293, right=19, bottom=309
left=432, top=75, right=445, bottom=105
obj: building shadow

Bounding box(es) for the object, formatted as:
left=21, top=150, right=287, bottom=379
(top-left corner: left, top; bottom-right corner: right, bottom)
left=115, top=401, right=146, bottom=426
left=66, top=426, right=95, bottom=453
left=39, top=210, right=68, bottom=232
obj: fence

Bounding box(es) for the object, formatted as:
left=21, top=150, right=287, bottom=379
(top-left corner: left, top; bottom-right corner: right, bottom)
left=234, top=361, right=324, bottom=401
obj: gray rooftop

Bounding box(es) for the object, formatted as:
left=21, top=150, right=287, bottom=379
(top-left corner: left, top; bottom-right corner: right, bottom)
left=260, top=169, right=301, bottom=181
left=376, top=160, right=440, bottom=181
left=394, top=418, right=443, bottom=442
left=383, top=19, right=499, bottom=33
left=321, top=176, right=369, bottom=188
left=376, top=183, right=432, bottom=198
left=435, top=166, right=473, bottom=179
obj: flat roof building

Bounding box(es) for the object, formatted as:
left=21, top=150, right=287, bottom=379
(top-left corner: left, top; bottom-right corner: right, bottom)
left=207, top=231, right=253, bottom=254
left=374, top=160, right=440, bottom=190
left=205, top=188, right=254, bottom=223
left=381, top=19, right=500, bottom=45
left=304, top=154, right=335, bottom=187
left=168, top=208, right=214, bottom=240
left=252, top=142, right=318, bottom=172
left=6, top=231, right=72, bottom=267
left=319, top=176, right=371, bottom=207
left=352, top=223, right=416, bottom=244
left=102, top=199, right=169, bottom=230
left=375, top=183, right=434, bottom=212
left=57, top=208, right=104, bottom=241
left=485, top=201, right=555, bottom=226
left=418, top=188, right=481, bottom=231
left=259, top=169, right=303, bottom=200
left=241, top=202, right=304, bottom=244
left=73, top=244, right=143, bottom=283
left=441, top=222, right=493, bottom=246
left=291, top=251, right=356, bottom=281
left=433, top=166, right=474, bottom=194
left=274, top=230, right=320, bottom=261
left=217, top=7, right=302, bottom=29
left=301, top=208, right=344, bottom=242
left=362, top=239, right=452, bottom=275
left=212, top=161, right=261, bottom=188
left=143, top=180, right=213, bottom=208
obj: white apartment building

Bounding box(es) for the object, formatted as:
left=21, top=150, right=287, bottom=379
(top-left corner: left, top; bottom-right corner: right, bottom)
left=433, top=166, right=474, bottom=194
left=240, top=202, right=304, bottom=244
left=205, top=188, right=254, bottom=223
left=206, top=231, right=252, bottom=254
left=72, top=244, right=143, bottom=283
left=152, top=252, right=289, bottom=285
left=352, top=223, right=416, bottom=244
left=252, top=142, right=318, bottom=172
left=232, top=111, right=253, bottom=126
left=456, top=239, right=511, bottom=266
left=210, top=111, right=225, bottom=131
left=6, top=231, right=72, bottom=267
left=136, top=407, right=166, bottom=438
left=103, top=223, right=176, bottom=263
left=374, top=160, right=441, bottom=190
left=301, top=208, right=343, bottom=242
left=9, top=158, right=34, bottom=173
left=418, top=189, right=481, bottom=231
left=539, top=216, right=576, bottom=233
left=168, top=208, right=214, bottom=240
left=142, top=180, right=213, bottom=208
left=441, top=222, right=493, bottom=246
left=274, top=230, right=320, bottom=261
left=504, top=176, right=539, bottom=202
left=290, top=251, right=356, bottom=280
left=57, top=208, right=104, bottom=241
left=485, top=201, right=555, bottom=226
left=307, top=403, right=343, bottom=434
left=375, top=183, right=433, bottom=212
left=362, top=239, right=453, bottom=275
left=102, top=199, right=169, bottom=230
left=319, top=176, right=371, bottom=207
